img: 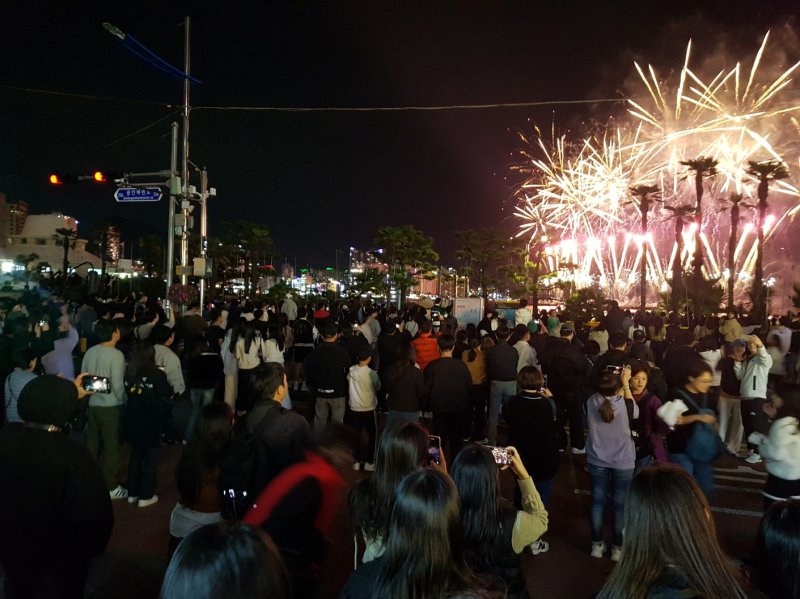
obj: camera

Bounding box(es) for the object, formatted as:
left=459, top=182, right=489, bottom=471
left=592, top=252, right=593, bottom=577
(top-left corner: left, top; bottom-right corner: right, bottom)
left=488, top=446, right=513, bottom=465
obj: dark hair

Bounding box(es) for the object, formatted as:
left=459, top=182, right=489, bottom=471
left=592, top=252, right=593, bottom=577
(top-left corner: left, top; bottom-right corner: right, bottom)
left=756, top=499, right=800, bottom=599
left=597, top=465, right=748, bottom=599
left=420, top=320, right=433, bottom=334
left=126, top=341, right=157, bottom=381
left=151, top=324, right=174, bottom=345
left=375, top=469, right=480, bottom=599
left=265, top=322, right=285, bottom=352
left=160, top=522, right=289, bottom=599
left=466, top=337, right=481, bottom=362
left=437, top=334, right=456, bottom=352
left=12, top=347, right=37, bottom=370
left=517, top=365, right=544, bottom=390
left=496, top=326, right=510, bottom=341
left=632, top=329, right=646, bottom=343
left=684, top=359, right=713, bottom=384
left=609, top=331, right=628, bottom=349
left=596, top=371, right=621, bottom=422
left=250, top=362, right=286, bottom=402
left=584, top=339, right=601, bottom=355
left=349, top=421, right=428, bottom=545
left=629, top=361, right=649, bottom=380
left=175, top=402, right=233, bottom=508
left=240, top=321, right=259, bottom=353
left=519, top=299, right=528, bottom=308
left=94, top=319, right=119, bottom=343
left=450, top=445, right=515, bottom=572
left=508, top=324, right=530, bottom=346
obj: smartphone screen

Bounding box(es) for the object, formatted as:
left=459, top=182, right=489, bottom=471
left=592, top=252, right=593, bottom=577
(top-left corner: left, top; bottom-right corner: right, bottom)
left=82, top=375, right=111, bottom=394
left=488, top=445, right=513, bottom=465
left=428, top=435, right=442, bottom=465
left=540, top=374, right=548, bottom=392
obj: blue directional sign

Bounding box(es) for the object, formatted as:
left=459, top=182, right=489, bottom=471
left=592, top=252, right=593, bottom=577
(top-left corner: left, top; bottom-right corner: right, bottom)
left=114, top=187, right=163, bottom=202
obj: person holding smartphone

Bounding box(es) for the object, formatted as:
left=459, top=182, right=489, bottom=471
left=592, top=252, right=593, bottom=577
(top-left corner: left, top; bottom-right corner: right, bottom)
left=451, top=444, right=549, bottom=597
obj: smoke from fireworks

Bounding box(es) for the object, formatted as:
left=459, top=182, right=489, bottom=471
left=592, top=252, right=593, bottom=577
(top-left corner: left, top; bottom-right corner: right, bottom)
left=514, top=31, right=800, bottom=306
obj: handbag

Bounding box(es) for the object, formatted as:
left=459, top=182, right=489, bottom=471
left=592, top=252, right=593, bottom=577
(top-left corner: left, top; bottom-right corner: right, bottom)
left=674, top=389, right=725, bottom=463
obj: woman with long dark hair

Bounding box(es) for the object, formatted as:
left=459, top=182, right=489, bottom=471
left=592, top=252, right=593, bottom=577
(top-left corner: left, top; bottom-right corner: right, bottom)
left=123, top=341, right=172, bottom=508
left=384, top=341, right=426, bottom=428
left=169, top=402, right=233, bottom=556
left=755, top=498, right=800, bottom=599
left=349, top=421, right=429, bottom=564
left=463, top=337, right=492, bottom=443
left=235, top=320, right=264, bottom=413
left=595, top=465, right=753, bottom=599
left=451, top=445, right=548, bottom=598
left=342, top=469, right=499, bottom=599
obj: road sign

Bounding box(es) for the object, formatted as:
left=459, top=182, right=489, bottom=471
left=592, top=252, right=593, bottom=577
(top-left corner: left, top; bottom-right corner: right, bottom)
left=114, top=187, right=163, bottom=202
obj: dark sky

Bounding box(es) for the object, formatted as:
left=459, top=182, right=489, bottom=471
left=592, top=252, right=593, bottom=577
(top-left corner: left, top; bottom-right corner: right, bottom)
left=1, top=0, right=797, bottom=267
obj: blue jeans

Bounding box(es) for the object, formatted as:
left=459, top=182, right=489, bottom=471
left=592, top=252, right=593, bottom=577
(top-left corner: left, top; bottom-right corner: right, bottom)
left=185, top=388, right=215, bottom=441
left=588, top=464, right=634, bottom=546
left=669, top=452, right=714, bottom=496
left=488, top=380, right=517, bottom=445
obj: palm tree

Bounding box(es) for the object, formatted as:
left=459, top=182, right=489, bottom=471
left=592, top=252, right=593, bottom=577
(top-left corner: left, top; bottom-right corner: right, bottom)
left=54, top=227, right=77, bottom=293
left=719, top=192, right=752, bottom=310
left=628, top=184, right=661, bottom=310
left=746, top=160, right=790, bottom=324
left=663, top=204, right=695, bottom=313
left=680, top=156, right=718, bottom=315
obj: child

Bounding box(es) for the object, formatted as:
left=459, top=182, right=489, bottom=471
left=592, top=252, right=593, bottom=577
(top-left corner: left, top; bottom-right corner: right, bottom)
left=348, top=346, right=381, bottom=471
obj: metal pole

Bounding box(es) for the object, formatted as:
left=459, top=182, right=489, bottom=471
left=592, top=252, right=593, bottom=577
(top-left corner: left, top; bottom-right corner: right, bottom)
left=199, top=168, right=208, bottom=308
left=166, top=122, right=178, bottom=298
left=180, top=16, right=191, bottom=285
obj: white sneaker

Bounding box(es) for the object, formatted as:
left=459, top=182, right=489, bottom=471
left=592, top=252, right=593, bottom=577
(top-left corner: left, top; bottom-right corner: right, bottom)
left=138, top=495, right=159, bottom=508
left=351, top=462, right=361, bottom=471
left=530, top=539, right=549, bottom=555
left=127, top=496, right=139, bottom=504
left=571, top=447, right=586, bottom=455
left=363, top=462, right=375, bottom=472
left=590, top=541, right=607, bottom=558
left=610, top=545, right=623, bottom=562
left=745, top=452, right=763, bottom=464
left=109, top=486, right=128, bottom=500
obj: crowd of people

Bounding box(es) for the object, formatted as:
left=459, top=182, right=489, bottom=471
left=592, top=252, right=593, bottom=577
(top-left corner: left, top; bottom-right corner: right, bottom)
left=1, top=289, right=799, bottom=598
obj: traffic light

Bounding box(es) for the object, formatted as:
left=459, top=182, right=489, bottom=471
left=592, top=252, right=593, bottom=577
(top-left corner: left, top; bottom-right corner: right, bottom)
left=48, top=171, right=119, bottom=184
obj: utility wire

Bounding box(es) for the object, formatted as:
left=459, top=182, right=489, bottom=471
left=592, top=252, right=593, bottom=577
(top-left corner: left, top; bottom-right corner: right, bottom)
left=104, top=110, right=181, bottom=148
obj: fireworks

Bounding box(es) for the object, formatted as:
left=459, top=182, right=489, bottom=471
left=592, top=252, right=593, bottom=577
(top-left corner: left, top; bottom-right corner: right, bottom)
left=514, top=31, right=800, bottom=306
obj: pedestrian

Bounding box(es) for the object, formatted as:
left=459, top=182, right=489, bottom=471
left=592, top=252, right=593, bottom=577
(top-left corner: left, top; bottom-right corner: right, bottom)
left=734, top=334, right=773, bottom=464
left=383, top=340, right=426, bottom=428
left=484, top=326, right=518, bottom=446
left=305, top=321, right=351, bottom=431
left=235, top=320, right=265, bottom=414
left=348, top=346, right=380, bottom=471
left=185, top=339, right=224, bottom=442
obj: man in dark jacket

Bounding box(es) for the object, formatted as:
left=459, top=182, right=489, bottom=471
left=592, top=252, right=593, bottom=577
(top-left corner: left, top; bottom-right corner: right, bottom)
left=304, top=321, right=352, bottom=432
left=540, top=322, right=591, bottom=453
left=484, top=326, right=519, bottom=445
left=0, top=375, right=114, bottom=599
left=603, top=300, right=626, bottom=334
left=590, top=331, right=630, bottom=386
left=424, top=335, right=473, bottom=459
left=662, top=330, right=701, bottom=390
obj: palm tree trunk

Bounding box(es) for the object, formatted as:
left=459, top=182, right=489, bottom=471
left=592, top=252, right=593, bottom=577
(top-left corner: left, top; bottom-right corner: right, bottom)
left=671, top=219, right=684, bottom=312
left=728, top=204, right=738, bottom=310
left=640, top=200, right=647, bottom=310
left=693, top=174, right=704, bottom=316
left=754, top=192, right=767, bottom=323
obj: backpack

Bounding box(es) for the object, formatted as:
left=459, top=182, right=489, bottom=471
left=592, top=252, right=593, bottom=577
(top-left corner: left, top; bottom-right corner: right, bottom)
left=294, top=319, right=314, bottom=344
left=674, top=389, right=725, bottom=463
left=219, top=406, right=283, bottom=519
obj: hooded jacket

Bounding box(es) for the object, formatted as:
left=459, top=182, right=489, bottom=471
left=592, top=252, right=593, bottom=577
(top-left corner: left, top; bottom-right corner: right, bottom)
left=733, top=346, right=772, bottom=399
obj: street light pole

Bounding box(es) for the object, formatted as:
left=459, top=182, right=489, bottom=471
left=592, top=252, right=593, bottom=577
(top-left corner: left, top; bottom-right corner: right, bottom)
left=167, top=122, right=178, bottom=297
left=180, top=16, right=192, bottom=285
left=199, top=168, right=208, bottom=307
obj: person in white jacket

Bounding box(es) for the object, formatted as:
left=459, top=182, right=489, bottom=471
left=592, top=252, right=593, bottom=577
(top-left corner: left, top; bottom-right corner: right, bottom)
left=348, top=347, right=381, bottom=471
left=514, top=299, right=532, bottom=327
left=733, top=335, right=773, bottom=463
left=749, top=415, right=800, bottom=508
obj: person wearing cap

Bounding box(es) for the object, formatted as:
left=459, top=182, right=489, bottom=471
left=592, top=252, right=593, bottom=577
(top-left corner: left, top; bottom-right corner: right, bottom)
left=305, top=321, right=351, bottom=432
left=348, top=346, right=380, bottom=471
left=0, top=374, right=114, bottom=599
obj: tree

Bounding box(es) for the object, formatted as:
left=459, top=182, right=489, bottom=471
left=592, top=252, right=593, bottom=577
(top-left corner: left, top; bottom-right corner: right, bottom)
left=349, top=268, right=388, bottom=298
left=13, top=253, right=40, bottom=287
left=454, top=228, right=508, bottom=299
left=662, top=269, right=724, bottom=316
left=747, top=160, right=790, bottom=325
left=680, top=156, right=718, bottom=316
left=220, top=221, right=273, bottom=297
left=498, top=236, right=542, bottom=303
left=663, top=204, right=695, bottom=313
left=138, top=235, right=166, bottom=278
left=374, top=225, right=439, bottom=307
left=719, top=192, right=752, bottom=310
left=627, top=184, right=661, bottom=310
left=54, top=227, right=77, bottom=293
left=792, top=283, right=800, bottom=309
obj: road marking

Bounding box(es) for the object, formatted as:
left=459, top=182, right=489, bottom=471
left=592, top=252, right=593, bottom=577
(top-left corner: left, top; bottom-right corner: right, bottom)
left=710, top=506, right=762, bottom=518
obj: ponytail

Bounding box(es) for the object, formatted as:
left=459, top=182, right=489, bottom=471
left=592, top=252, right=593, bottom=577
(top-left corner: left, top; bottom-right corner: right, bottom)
left=599, top=398, right=615, bottom=423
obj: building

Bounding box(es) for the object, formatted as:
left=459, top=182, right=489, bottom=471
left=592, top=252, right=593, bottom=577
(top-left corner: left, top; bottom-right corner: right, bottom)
left=0, top=193, right=29, bottom=246
left=0, top=213, right=100, bottom=276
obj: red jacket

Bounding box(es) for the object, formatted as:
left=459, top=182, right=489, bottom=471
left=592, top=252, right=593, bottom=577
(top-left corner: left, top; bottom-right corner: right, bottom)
left=413, top=333, right=440, bottom=371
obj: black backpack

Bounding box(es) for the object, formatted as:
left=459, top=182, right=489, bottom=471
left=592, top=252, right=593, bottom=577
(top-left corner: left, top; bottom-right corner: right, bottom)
left=293, top=319, right=314, bottom=344
left=219, top=407, right=282, bottom=519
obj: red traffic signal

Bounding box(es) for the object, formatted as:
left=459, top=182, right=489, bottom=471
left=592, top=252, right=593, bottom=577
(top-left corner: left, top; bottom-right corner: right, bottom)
left=93, top=171, right=106, bottom=182
left=49, top=174, right=63, bottom=185
left=47, top=171, right=119, bottom=184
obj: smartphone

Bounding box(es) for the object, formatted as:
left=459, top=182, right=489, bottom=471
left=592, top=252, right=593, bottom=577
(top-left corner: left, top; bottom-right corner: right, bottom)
left=38, top=319, right=47, bottom=327
left=488, top=445, right=513, bottom=465
left=540, top=374, right=548, bottom=393
left=428, top=435, right=442, bottom=465
left=604, top=365, right=624, bottom=375
left=82, top=375, right=111, bottom=394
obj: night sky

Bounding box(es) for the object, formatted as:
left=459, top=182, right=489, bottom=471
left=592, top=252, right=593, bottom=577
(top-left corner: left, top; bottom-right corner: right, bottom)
left=1, top=0, right=797, bottom=268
